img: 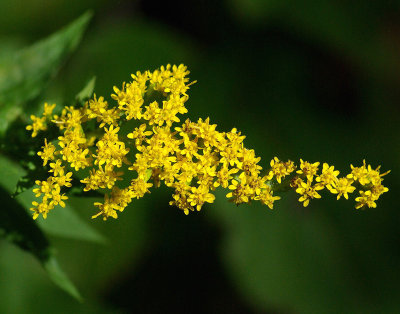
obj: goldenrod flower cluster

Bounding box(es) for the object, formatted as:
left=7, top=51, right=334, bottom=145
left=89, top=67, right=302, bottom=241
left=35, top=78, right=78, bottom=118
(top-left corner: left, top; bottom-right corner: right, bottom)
left=25, top=64, right=390, bottom=220
left=25, top=103, right=56, bottom=137
left=290, top=159, right=389, bottom=208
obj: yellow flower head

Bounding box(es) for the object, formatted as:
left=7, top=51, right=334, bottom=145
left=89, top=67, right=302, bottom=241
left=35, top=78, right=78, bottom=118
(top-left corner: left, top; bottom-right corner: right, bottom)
left=328, top=177, right=356, bottom=200
left=25, top=64, right=389, bottom=220
left=268, top=157, right=296, bottom=183
left=316, top=163, right=340, bottom=186
left=295, top=178, right=324, bottom=207
left=43, top=103, right=56, bottom=116
left=355, top=190, right=377, bottom=209
left=297, top=159, right=320, bottom=181
left=37, top=139, right=57, bottom=166
left=26, top=115, right=47, bottom=137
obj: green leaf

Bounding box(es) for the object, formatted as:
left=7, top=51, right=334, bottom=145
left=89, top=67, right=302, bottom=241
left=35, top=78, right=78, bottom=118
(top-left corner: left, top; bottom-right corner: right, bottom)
left=0, top=104, right=22, bottom=134
left=17, top=190, right=106, bottom=244
left=0, top=152, right=102, bottom=299
left=0, top=187, right=50, bottom=262
left=0, top=11, right=92, bottom=133
left=76, top=76, right=96, bottom=102
left=0, top=187, right=81, bottom=300
left=0, top=154, right=106, bottom=244
left=43, top=256, right=82, bottom=302
left=0, top=39, right=25, bottom=62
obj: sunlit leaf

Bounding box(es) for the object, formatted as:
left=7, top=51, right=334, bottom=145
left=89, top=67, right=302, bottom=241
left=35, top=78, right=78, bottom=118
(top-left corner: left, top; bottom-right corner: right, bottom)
left=0, top=11, right=92, bottom=133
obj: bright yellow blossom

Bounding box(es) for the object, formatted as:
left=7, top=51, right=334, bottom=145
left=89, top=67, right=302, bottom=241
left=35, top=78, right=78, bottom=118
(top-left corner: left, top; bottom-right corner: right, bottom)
left=26, top=115, right=47, bottom=137
left=254, top=186, right=280, bottom=209
left=43, top=103, right=56, bottom=116
left=81, top=166, right=123, bottom=191
left=328, top=177, right=356, bottom=200
left=49, top=160, right=64, bottom=176
left=316, top=163, right=339, bottom=186
left=355, top=190, right=377, bottom=209
left=87, top=94, right=120, bottom=127
left=268, top=157, right=296, bottom=183
left=188, top=185, right=215, bottom=211
left=348, top=161, right=369, bottom=185
left=37, top=139, right=57, bottom=166
left=297, top=159, right=320, bottom=181
left=295, top=178, right=324, bottom=207
left=127, top=124, right=153, bottom=146
left=26, top=64, right=390, bottom=220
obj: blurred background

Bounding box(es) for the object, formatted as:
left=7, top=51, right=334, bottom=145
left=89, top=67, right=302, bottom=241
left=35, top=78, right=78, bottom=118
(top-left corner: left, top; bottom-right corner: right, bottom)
left=0, top=0, right=399, bottom=313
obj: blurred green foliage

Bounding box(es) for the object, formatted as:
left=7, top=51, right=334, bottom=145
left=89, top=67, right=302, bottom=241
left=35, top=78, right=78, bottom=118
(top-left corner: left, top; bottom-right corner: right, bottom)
left=0, top=1, right=399, bottom=313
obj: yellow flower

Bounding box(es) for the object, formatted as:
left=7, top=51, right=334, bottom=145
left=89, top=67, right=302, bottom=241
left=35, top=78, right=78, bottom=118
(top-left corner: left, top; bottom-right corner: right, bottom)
left=130, top=178, right=153, bottom=199
left=87, top=94, right=107, bottom=116
left=170, top=190, right=191, bottom=215
left=254, top=187, right=280, bottom=209
left=81, top=166, right=123, bottom=191
left=49, top=159, right=64, bottom=176
left=37, top=139, right=57, bottom=166
left=297, top=159, right=320, bottom=181
left=191, top=118, right=221, bottom=148
left=43, top=103, right=56, bottom=116
left=30, top=175, right=69, bottom=219
left=127, top=124, right=153, bottom=146
left=239, top=148, right=262, bottom=176
left=26, top=115, right=47, bottom=137
left=290, top=176, right=303, bottom=189
left=180, top=135, right=199, bottom=159
left=366, top=164, right=386, bottom=186
left=26, top=64, right=390, bottom=220
left=30, top=199, right=54, bottom=220
left=328, top=177, right=356, bottom=200
left=50, top=193, right=68, bottom=208
left=53, top=106, right=85, bottom=130
left=268, top=157, right=296, bottom=183
left=53, top=172, right=73, bottom=187
left=214, top=166, right=239, bottom=188
left=94, top=125, right=129, bottom=170
left=355, top=190, right=377, bottom=209
left=226, top=172, right=254, bottom=204
left=112, top=75, right=146, bottom=120
left=348, top=161, right=369, bottom=185
left=295, top=178, right=324, bottom=207
left=316, top=163, right=339, bottom=186
left=187, top=185, right=215, bottom=211
left=371, top=183, right=389, bottom=198
left=92, top=194, right=118, bottom=220
left=87, top=95, right=120, bottom=127
left=157, top=97, right=183, bottom=127
left=143, top=101, right=161, bottom=125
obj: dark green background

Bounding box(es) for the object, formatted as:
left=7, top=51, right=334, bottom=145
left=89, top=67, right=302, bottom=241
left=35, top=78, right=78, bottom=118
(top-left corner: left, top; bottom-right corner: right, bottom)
left=0, top=1, right=399, bottom=313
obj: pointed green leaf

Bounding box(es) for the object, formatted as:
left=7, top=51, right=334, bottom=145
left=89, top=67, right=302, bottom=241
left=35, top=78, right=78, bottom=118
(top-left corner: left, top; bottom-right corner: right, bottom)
left=0, top=187, right=50, bottom=261
left=0, top=11, right=92, bottom=133
left=0, top=188, right=81, bottom=300
left=43, top=256, right=82, bottom=301
left=76, top=76, right=96, bottom=102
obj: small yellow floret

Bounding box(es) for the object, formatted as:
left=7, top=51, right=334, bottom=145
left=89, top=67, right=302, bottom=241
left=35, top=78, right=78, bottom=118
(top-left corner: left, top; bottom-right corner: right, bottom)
left=328, top=177, right=356, bottom=200
left=26, top=115, right=47, bottom=137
